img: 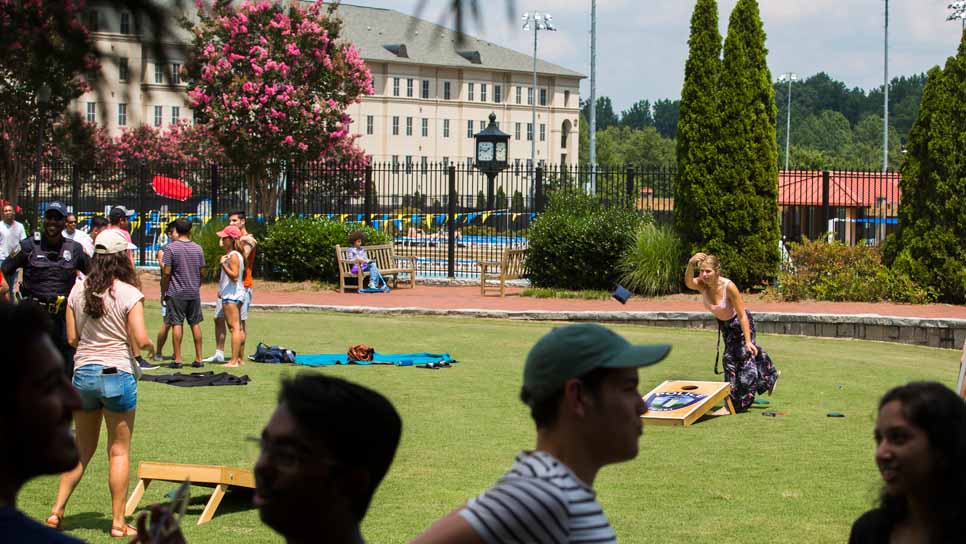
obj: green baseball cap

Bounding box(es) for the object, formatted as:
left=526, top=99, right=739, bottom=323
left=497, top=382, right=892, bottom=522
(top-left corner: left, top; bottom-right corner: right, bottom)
left=523, top=323, right=671, bottom=403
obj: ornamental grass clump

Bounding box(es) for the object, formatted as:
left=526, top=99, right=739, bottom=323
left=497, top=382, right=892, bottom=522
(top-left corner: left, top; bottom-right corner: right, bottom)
left=619, top=223, right=686, bottom=297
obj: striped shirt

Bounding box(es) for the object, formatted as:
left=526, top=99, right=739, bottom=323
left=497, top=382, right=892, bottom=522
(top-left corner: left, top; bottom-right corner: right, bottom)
left=460, top=450, right=617, bottom=544
left=162, top=240, right=205, bottom=299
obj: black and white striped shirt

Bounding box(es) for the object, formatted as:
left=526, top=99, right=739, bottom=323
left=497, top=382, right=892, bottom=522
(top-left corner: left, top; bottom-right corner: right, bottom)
left=460, top=450, right=617, bottom=543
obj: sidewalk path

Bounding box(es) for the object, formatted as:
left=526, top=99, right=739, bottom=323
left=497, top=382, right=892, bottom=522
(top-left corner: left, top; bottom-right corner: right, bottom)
left=142, top=277, right=966, bottom=320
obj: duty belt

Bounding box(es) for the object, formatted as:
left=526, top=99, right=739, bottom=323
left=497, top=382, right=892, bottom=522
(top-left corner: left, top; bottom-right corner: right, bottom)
left=25, top=295, right=67, bottom=315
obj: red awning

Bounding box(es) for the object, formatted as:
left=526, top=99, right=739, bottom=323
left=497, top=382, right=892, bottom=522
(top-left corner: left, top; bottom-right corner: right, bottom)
left=151, top=175, right=193, bottom=201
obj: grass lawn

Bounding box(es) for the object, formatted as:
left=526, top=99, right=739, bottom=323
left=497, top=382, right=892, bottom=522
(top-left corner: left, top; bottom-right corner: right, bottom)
left=18, top=304, right=960, bottom=543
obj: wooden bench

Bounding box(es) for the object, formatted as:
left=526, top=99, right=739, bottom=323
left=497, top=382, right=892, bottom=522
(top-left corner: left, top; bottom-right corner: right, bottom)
left=124, top=461, right=255, bottom=525
left=477, top=247, right=528, bottom=297
left=336, top=244, right=417, bottom=293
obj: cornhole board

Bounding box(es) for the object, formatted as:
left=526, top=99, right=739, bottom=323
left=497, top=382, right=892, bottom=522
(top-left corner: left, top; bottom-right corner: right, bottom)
left=641, top=380, right=735, bottom=427
left=124, top=461, right=255, bottom=525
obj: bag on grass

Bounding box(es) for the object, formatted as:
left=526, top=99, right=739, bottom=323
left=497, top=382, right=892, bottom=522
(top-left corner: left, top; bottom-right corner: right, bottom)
left=250, top=342, right=297, bottom=364
left=348, top=344, right=375, bottom=362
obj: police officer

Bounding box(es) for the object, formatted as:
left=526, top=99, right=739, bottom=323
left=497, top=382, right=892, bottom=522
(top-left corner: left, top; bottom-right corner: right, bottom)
left=2, top=201, right=89, bottom=374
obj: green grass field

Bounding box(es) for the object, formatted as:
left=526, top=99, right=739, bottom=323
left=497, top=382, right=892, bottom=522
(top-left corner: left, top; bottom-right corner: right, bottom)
left=18, top=304, right=960, bottom=543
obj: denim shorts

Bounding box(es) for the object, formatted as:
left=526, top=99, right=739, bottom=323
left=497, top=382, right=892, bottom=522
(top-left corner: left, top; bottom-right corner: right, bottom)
left=215, top=288, right=251, bottom=321
left=73, top=364, right=138, bottom=413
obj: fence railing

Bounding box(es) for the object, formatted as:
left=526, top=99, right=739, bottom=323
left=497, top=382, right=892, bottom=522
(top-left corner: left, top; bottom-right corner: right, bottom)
left=12, top=162, right=900, bottom=277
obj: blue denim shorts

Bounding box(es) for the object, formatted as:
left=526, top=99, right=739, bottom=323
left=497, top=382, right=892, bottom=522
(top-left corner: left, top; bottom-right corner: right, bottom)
left=73, top=364, right=138, bottom=413
left=215, top=288, right=252, bottom=321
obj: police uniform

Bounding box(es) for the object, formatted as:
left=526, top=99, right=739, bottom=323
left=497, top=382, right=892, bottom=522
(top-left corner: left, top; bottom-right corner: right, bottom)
left=2, top=234, right=89, bottom=374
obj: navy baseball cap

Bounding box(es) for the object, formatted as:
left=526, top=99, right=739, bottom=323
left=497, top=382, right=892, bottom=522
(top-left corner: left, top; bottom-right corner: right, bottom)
left=44, top=202, right=68, bottom=218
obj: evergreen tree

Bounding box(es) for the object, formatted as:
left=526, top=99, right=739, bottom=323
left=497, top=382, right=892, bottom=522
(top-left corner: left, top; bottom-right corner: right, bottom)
left=715, top=0, right=780, bottom=287
left=475, top=190, right=486, bottom=210
left=620, top=100, right=654, bottom=130
left=511, top=190, right=524, bottom=211
left=675, top=0, right=722, bottom=258
left=892, top=35, right=966, bottom=303
left=495, top=186, right=508, bottom=209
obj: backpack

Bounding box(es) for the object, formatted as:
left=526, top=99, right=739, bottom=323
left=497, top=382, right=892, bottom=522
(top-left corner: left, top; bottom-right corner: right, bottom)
left=249, top=343, right=297, bottom=364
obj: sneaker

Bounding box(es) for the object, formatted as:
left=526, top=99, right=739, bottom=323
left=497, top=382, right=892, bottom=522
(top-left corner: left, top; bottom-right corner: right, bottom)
left=202, top=351, right=225, bottom=363
left=190, top=361, right=204, bottom=368
left=137, top=357, right=159, bottom=370
left=168, top=362, right=183, bottom=369
left=151, top=353, right=166, bottom=362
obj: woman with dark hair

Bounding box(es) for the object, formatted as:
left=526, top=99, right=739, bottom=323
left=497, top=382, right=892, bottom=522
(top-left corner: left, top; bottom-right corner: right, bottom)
left=47, top=229, right=154, bottom=539
left=850, top=381, right=966, bottom=543
left=684, top=252, right=779, bottom=411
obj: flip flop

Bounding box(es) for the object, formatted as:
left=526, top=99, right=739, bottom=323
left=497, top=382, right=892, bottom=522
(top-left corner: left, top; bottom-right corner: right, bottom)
left=111, top=524, right=137, bottom=538
left=46, top=511, right=64, bottom=531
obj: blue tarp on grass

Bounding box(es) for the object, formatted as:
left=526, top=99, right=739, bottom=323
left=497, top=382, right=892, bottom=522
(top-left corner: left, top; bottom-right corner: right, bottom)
left=295, top=352, right=456, bottom=367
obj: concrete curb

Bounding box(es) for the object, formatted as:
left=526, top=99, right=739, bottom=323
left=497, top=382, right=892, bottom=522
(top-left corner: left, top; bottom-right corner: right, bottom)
left=209, top=302, right=966, bottom=350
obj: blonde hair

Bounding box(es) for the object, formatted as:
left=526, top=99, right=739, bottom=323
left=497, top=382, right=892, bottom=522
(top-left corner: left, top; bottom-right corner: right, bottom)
left=699, top=254, right=721, bottom=273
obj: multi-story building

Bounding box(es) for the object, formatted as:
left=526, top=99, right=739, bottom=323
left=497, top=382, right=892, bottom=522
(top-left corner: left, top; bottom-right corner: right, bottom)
left=72, top=3, right=584, bottom=167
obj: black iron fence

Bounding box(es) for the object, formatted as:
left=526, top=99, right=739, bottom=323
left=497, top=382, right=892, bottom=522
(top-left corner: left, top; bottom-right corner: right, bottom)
left=12, top=162, right=899, bottom=278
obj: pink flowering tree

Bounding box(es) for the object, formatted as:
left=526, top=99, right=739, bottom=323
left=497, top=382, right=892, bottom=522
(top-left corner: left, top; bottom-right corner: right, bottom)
left=0, top=0, right=97, bottom=205
left=184, top=0, right=373, bottom=216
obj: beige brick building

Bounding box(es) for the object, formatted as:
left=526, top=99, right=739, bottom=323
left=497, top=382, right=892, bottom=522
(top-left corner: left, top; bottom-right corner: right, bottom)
left=73, top=3, right=584, bottom=168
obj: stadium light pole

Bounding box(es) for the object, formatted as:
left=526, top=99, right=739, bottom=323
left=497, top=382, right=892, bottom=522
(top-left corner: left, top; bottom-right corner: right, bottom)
left=882, top=0, right=889, bottom=173
left=522, top=11, right=556, bottom=178
left=948, top=1, right=966, bottom=29
left=588, top=0, right=597, bottom=194
left=778, top=73, right=797, bottom=172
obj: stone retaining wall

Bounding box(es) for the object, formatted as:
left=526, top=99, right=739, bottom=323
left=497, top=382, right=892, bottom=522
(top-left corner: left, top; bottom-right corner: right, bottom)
left=236, top=303, right=966, bottom=350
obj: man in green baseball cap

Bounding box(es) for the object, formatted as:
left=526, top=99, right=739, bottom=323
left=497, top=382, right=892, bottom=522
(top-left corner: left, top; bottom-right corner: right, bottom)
left=413, top=323, right=670, bottom=544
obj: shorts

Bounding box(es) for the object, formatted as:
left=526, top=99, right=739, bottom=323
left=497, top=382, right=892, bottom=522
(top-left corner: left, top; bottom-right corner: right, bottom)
left=215, top=288, right=251, bottom=320
left=73, top=364, right=137, bottom=412
left=164, top=297, right=204, bottom=326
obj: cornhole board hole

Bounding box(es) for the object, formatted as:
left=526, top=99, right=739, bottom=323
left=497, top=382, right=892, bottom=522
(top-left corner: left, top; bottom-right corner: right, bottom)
left=124, top=462, right=255, bottom=525
left=641, top=380, right=735, bottom=427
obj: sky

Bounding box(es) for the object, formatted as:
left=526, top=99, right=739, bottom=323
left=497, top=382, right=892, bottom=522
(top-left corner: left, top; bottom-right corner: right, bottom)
left=340, top=0, right=966, bottom=113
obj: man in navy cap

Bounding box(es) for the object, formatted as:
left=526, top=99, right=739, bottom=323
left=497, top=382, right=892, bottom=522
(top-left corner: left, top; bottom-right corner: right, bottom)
left=413, top=323, right=671, bottom=544
left=2, top=202, right=89, bottom=375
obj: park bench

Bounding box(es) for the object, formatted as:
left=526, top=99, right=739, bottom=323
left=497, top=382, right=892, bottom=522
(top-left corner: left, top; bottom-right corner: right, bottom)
left=335, top=243, right=417, bottom=293
left=477, top=247, right=528, bottom=297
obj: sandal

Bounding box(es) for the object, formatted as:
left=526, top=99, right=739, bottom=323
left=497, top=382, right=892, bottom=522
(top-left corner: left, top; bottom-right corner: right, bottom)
left=111, top=524, right=137, bottom=538
left=46, top=511, right=64, bottom=531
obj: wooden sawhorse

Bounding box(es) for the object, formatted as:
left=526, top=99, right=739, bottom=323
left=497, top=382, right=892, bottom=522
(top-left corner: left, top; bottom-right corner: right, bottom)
left=125, top=461, right=255, bottom=525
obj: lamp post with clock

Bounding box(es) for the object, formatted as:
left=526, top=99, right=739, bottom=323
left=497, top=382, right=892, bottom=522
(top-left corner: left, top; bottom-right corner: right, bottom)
left=474, top=113, right=510, bottom=210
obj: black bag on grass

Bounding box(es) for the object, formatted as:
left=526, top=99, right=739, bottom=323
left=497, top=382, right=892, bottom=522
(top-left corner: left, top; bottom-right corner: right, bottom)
left=250, top=343, right=297, bottom=364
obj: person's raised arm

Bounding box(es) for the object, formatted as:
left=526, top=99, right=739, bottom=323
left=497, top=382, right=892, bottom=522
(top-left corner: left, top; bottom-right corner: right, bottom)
left=221, top=252, right=240, bottom=281
left=410, top=509, right=486, bottom=544
left=726, top=282, right=758, bottom=357
left=127, top=300, right=155, bottom=358
left=684, top=252, right=706, bottom=291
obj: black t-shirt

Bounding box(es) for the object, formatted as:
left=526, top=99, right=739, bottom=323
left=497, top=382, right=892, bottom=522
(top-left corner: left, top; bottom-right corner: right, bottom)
left=0, top=506, right=84, bottom=543
left=849, top=508, right=892, bottom=544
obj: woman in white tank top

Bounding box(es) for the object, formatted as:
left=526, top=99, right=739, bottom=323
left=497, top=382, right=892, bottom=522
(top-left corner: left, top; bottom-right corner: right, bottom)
left=685, top=252, right=780, bottom=411
left=216, top=226, right=247, bottom=367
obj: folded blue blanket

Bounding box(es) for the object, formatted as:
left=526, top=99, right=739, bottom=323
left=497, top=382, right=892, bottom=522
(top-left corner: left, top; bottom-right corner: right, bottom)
left=295, top=352, right=456, bottom=367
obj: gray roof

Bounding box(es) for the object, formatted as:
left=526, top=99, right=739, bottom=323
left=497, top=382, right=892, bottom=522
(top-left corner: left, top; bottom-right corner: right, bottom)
left=333, top=4, right=585, bottom=79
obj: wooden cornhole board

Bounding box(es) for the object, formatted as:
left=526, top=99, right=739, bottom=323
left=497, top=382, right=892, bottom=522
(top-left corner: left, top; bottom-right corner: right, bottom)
left=641, top=380, right=735, bottom=427
left=124, top=461, right=255, bottom=525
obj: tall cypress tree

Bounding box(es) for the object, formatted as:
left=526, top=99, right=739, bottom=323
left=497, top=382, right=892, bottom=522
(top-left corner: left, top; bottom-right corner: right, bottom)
left=675, top=0, right=722, bottom=255
left=716, top=0, right=780, bottom=287
left=892, top=33, right=966, bottom=303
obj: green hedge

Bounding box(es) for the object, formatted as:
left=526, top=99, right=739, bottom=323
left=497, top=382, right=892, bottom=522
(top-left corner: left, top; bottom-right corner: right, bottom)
left=526, top=190, right=646, bottom=290
left=260, top=217, right=392, bottom=282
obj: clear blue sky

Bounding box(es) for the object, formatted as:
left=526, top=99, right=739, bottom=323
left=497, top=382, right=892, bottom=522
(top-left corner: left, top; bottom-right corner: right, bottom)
left=342, top=0, right=964, bottom=112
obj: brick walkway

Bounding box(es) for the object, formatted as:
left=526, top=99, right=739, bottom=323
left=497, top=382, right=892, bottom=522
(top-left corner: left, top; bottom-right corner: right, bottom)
left=140, top=275, right=966, bottom=320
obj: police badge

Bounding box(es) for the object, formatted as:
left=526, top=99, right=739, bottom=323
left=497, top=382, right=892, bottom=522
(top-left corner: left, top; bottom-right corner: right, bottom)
left=63, top=250, right=72, bottom=262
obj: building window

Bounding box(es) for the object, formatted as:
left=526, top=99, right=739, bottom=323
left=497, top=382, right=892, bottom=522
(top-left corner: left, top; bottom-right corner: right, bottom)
left=85, top=10, right=99, bottom=32
left=443, top=119, right=450, bottom=138
left=405, top=155, right=413, bottom=173
left=514, top=123, right=521, bottom=141
left=86, top=102, right=96, bottom=124
left=540, top=88, right=548, bottom=106
left=467, top=82, right=474, bottom=101
left=392, top=116, right=399, bottom=135
left=514, top=158, right=521, bottom=171
left=466, top=120, right=474, bottom=139
left=393, top=77, right=400, bottom=97
left=526, top=123, right=533, bottom=141
left=420, top=156, right=428, bottom=170
left=120, top=12, right=131, bottom=34
left=421, top=118, right=428, bottom=137
left=494, top=85, right=502, bottom=103
left=155, top=63, right=163, bottom=84
left=481, top=83, right=487, bottom=102
left=443, top=81, right=451, bottom=100
left=118, top=103, right=127, bottom=126
left=516, top=86, right=522, bottom=104
left=171, top=63, right=181, bottom=85
left=391, top=155, right=399, bottom=172
left=406, top=78, right=413, bottom=97
left=527, top=87, right=533, bottom=106
left=442, top=157, right=449, bottom=167
left=466, top=157, right=473, bottom=168
left=564, top=90, right=570, bottom=107
left=527, top=159, right=533, bottom=172
left=171, top=106, right=180, bottom=125
left=406, top=117, right=413, bottom=136
left=540, top=123, right=546, bottom=142
left=154, top=105, right=163, bottom=127
left=422, top=79, right=430, bottom=99
left=118, top=57, right=128, bottom=82
left=366, top=115, right=374, bottom=135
